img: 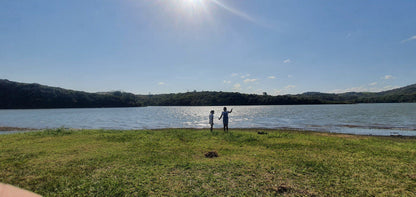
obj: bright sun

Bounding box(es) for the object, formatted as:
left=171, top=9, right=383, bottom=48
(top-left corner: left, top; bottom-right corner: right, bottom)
left=184, top=0, right=203, bottom=3
left=162, top=0, right=257, bottom=27
left=181, top=0, right=206, bottom=9
left=174, top=0, right=210, bottom=21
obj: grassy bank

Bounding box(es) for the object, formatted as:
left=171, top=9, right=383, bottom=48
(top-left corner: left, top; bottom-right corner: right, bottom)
left=1, top=128, right=416, bottom=196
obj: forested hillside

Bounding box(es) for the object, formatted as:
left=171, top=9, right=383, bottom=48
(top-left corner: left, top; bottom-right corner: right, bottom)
left=137, top=91, right=325, bottom=106
left=300, top=84, right=416, bottom=103
left=0, top=79, right=141, bottom=109
left=1, top=79, right=415, bottom=109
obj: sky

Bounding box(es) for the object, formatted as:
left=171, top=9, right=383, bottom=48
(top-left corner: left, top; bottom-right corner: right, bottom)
left=1, top=0, right=415, bottom=95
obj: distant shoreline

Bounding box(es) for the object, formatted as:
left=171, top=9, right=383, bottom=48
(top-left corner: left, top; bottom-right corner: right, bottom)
left=0, top=126, right=37, bottom=131
left=1, top=127, right=415, bottom=138
left=1, top=79, right=415, bottom=109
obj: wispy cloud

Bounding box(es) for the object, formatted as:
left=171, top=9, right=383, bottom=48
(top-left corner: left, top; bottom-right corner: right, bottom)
left=274, top=85, right=296, bottom=95
left=283, top=59, right=291, bottom=64
left=268, top=76, right=276, bottom=79
left=331, top=76, right=396, bottom=93
left=383, top=75, right=394, bottom=80
left=243, top=78, right=257, bottom=83
left=240, top=74, right=250, bottom=79
left=330, top=84, right=399, bottom=94
left=382, top=85, right=400, bottom=91
left=285, top=85, right=296, bottom=89
left=231, top=73, right=239, bottom=77
left=401, top=35, right=416, bottom=43
left=233, top=83, right=241, bottom=91
left=223, top=80, right=231, bottom=84
left=331, top=86, right=368, bottom=93
left=158, top=82, right=165, bottom=85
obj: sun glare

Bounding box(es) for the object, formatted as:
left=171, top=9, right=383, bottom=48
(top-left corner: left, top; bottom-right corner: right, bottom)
left=157, top=0, right=261, bottom=30
left=171, top=0, right=211, bottom=24
left=183, top=0, right=203, bottom=4
left=180, top=0, right=206, bottom=12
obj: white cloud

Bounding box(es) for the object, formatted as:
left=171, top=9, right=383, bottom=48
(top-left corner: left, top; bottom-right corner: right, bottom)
left=268, top=76, right=276, bottom=79
left=383, top=75, right=394, bottom=80
left=283, top=59, right=291, bottom=64
left=158, top=82, right=165, bottom=85
left=330, top=86, right=367, bottom=93
left=330, top=84, right=400, bottom=94
left=256, top=89, right=264, bottom=94
left=402, top=35, right=416, bottom=43
left=223, top=80, right=231, bottom=84
left=285, top=85, right=296, bottom=89
left=274, top=89, right=282, bottom=95
left=243, top=78, right=257, bottom=83
left=345, top=86, right=368, bottom=92
left=240, top=74, right=250, bottom=79
left=287, top=75, right=293, bottom=78
left=274, top=85, right=296, bottom=95
left=231, top=73, right=239, bottom=77
left=330, top=76, right=395, bottom=93
left=382, top=85, right=399, bottom=91
left=233, top=83, right=241, bottom=91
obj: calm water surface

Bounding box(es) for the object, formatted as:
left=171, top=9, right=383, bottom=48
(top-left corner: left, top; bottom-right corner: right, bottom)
left=0, top=103, right=415, bottom=136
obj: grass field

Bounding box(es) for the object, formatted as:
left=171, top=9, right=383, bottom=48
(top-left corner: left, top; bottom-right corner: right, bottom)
left=1, top=128, right=416, bottom=196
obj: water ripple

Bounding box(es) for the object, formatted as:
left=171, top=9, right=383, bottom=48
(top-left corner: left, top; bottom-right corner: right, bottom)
left=0, top=104, right=415, bottom=136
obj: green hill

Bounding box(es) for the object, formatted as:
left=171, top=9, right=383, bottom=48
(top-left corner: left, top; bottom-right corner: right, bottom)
left=1, top=79, right=415, bottom=109
left=137, top=91, right=325, bottom=106
left=370, top=84, right=416, bottom=102
left=300, top=84, right=416, bottom=104
left=0, top=79, right=141, bottom=109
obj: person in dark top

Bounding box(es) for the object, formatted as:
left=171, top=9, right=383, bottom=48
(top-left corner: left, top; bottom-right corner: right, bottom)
left=209, top=110, right=215, bottom=132
left=219, top=107, right=232, bottom=132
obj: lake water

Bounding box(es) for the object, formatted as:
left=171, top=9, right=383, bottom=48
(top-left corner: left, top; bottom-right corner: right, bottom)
left=0, top=103, right=415, bottom=136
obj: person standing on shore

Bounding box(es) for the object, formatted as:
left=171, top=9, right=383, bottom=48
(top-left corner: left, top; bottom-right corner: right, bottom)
left=209, top=110, right=215, bottom=132
left=219, top=107, right=232, bottom=132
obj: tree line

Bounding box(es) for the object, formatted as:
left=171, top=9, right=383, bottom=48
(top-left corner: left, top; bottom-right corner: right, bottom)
left=1, top=79, right=415, bottom=109
left=0, top=80, right=141, bottom=109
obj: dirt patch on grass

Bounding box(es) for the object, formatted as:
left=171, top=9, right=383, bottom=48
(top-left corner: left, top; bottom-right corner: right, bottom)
left=204, top=151, right=218, bottom=158
left=267, top=184, right=316, bottom=196
left=276, top=184, right=291, bottom=193
left=408, top=174, right=416, bottom=180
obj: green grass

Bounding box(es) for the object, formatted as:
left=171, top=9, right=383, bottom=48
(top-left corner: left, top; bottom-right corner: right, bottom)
left=1, top=128, right=416, bottom=196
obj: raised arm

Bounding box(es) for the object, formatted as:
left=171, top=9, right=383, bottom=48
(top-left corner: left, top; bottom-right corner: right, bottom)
left=229, top=108, right=233, bottom=113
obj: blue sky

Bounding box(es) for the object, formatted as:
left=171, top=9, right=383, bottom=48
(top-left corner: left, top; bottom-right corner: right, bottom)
left=1, top=0, right=415, bottom=95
